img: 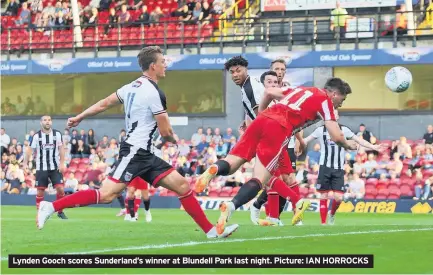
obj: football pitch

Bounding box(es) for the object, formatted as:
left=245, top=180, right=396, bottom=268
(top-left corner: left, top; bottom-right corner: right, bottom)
left=1, top=205, right=433, bottom=274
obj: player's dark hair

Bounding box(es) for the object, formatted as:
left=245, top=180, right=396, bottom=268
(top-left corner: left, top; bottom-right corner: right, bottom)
left=260, top=71, right=278, bottom=84
left=224, top=56, right=248, bottom=71
left=324, top=78, right=352, bottom=95
left=270, top=59, right=287, bottom=68
left=137, top=46, right=163, bottom=72
left=40, top=115, right=51, bottom=121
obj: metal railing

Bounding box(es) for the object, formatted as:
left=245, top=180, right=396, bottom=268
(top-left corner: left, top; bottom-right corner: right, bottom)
left=1, top=9, right=432, bottom=59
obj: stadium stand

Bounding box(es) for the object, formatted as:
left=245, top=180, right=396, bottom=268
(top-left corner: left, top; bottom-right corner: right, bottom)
left=1, top=0, right=433, bottom=53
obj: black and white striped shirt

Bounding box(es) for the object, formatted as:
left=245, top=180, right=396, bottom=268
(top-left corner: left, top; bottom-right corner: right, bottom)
left=240, top=76, right=265, bottom=120
left=31, top=130, right=63, bottom=171
left=308, top=125, right=355, bottom=170
left=116, top=75, right=167, bottom=152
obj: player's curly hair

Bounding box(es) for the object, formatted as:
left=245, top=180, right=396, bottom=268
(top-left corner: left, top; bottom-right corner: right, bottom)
left=224, top=56, right=248, bottom=71
left=324, top=78, right=352, bottom=95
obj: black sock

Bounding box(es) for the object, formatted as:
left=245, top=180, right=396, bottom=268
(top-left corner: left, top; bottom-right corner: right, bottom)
left=278, top=195, right=287, bottom=216
left=215, top=160, right=230, bottom=176
left=143, top=199, right=150, bottom=211
left=232, top=178, right=262, bottom=209
left=117, top=194, right=125, bottom=208
left=253, top=191, right=268, bottom=209
left=127, top=199, right=135, bottom=218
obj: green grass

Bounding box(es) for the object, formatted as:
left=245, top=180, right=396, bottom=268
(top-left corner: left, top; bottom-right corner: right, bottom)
left=1, top=206, right=433, bottom=274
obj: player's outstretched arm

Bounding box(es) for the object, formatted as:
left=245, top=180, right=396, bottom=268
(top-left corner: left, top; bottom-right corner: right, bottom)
left=67, top=93, right=120, bottom=128
left=350, top=135, right=387, bottom=153
left=258, top=87, right=284, bottom=112
left=154, top=112, right=177, bottom=144
left=325, top=120, right=357, bottom=151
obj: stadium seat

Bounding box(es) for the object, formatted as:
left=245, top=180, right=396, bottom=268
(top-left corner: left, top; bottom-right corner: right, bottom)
left=67, top=166, right=77, bottom=173
left=159, top=189, right=168, bottom=196
left=231, top=186, right=241, bottom=196
left=77, top=163, right=89, bottom=172
left=366, top=178, right=378, bottom=185
left=80, top=158, right=90, bottom=165
left=166, top=190, right=177, bottom=196
left=74, top=171, right=84, bottom=183
left=399, top=184, right=414, bottom=197
left=376, top=179, right=388, bottom=190
left=376, top=187, right=389, bottom=196
left=389, top=178, right=401, bottom=186
left=219, top=187, right=233, bottom=197
left=71, top=158, right=81, bottom=165
left=364, top=194, right=376, bottom=200
left=300, top=187, right=309, bottom=198
left=365, top=187, right=377, bottom=197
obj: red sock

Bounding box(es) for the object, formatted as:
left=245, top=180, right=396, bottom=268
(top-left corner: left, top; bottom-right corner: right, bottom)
left=125, top=198, right=130, bottom=214
left=267, top=191, right=280, bottom=219
left=289, top=185, right=300, bottom=212
left=330, top=199, right=341, bottom=215
left=320, top=199, right=328, bottom=224
left=179, top=190, right=213, bottom=234
left=134, top=198, right=141, bottom=213
left=36, top=195, right=44, bottom=210
left=53, top=190, right=100, bottom=212
left=55, top=193, right=65, bottom=213
left=269, top=178, right=300, bottom=205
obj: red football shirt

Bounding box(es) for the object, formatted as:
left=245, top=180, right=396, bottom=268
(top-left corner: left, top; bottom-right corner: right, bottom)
left=261, top=86, right=337, bottom=132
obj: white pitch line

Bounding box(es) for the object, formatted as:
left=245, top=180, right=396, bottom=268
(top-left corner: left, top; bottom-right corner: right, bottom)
left=1, top=227, right=432, bottom=261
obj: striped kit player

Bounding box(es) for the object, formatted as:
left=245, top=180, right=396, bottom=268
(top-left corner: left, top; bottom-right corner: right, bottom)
left=303, top=110, right=386, bottom=225
left=24, top=115, right=68, bottom=220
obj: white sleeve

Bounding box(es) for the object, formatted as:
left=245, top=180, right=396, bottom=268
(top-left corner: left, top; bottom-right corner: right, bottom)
left=30, top=134, right=38, bottom=149
left=148, top=88, right=167, bottom=115
left=310, top=127, right=323, bottom=139
left=342, top=126, right=355, bottom=139
left=116, top=86, right=127, bottom=104
left=56, top=131, right=63, bottom=147
left=252, top=78, right=265, bottom=108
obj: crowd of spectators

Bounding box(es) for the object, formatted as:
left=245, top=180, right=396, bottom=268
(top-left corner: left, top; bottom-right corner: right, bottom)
left=296, top=124, right=433, bottom=201
left=1, top=96, right=49, bottom=116
left=1, top=123, right=432, bottom=201
left=2, top=0, right=233, bottom=33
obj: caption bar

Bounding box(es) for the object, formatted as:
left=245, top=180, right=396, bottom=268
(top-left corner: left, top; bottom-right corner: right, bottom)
left=9, top=254, right=374, bottom=268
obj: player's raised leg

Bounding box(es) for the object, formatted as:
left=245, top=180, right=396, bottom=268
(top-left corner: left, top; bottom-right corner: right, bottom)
left=195, top=155, right=246, bottom=193
left=38, top=178, right=127, bottom=229
left=157, top=169, right=238, bottom=238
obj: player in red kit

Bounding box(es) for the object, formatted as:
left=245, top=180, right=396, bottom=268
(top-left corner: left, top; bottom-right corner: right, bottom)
left=196, top=78, right=356, bottom=234
left=124, top=177, right=152, bottom=222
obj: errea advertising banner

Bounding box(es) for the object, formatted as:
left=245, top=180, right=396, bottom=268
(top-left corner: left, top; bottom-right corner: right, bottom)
left=194, top=198, right=433, bottom=214
left=1, top=48, right=433, bottom=75
left=261, top=0, right=397, bottom=12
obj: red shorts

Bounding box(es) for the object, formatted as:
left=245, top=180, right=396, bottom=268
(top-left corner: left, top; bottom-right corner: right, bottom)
left=274, top=149, right=294, bottom=176
left=129, top=177, right=149, bottom=190
left=230, top=115, right=292, bottom=175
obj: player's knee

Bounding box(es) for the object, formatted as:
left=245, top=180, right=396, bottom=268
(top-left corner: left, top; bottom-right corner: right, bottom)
left=99, top=190, right=118, bottom=203
left=174, top=179, right=190, bottom=195
left=334, top=193, right=344, bottom=202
